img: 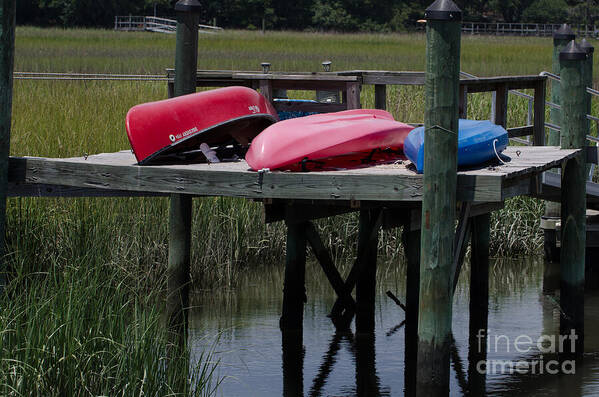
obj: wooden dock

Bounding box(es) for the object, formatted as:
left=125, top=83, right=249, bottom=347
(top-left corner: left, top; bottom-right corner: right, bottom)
left=6, top=146, right=579, bottom=202
left=1, top=1, right=596, bottom=395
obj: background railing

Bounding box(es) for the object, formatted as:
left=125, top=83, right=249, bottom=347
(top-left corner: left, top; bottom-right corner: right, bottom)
left=460, top=23, right=597, bottom=37
left=114, top=16, right=223, bottom=34
left=417, top=22, right=599, bottom=37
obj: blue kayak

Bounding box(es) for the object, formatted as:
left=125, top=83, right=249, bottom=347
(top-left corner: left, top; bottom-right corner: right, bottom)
left=274, top=99, right=319, bottom=120
left=404, top=119, right=509, bottom=174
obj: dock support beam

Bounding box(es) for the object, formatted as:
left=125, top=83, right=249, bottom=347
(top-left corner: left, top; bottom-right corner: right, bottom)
left=559, top=41, right=587, bottom=359
left=280, top=220, right=307, bottom=331
left=167, top=0, right=201, bottom=349
left=355, top=209, right=380, bottom=334
left=417, top=1, right=462, bottom=395
left=0, top=0, right=15, bottom=292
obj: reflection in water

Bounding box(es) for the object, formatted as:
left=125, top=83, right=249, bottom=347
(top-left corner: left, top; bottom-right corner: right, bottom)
left=309, top=331, right=347, bottom=396
left=189, top=258, right=599, bottom=396
left=282, top=330, right=304, bottom=397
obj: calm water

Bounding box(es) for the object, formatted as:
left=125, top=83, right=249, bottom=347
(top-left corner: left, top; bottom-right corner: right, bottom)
left=189, top=257, right=599, bottom=396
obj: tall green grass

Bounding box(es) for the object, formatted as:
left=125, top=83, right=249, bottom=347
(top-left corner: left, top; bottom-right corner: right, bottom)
left=2, top=196, right=222, bottom=395
left=14, top=27, right=598, bottom=79
left=2, top=27, right=580, bottom=393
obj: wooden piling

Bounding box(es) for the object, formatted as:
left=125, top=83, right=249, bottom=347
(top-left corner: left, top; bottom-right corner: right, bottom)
left=581, top=39, right=593, bottom=131
left=0, top=0, right=15, bottom=291
left=544, top=25, right=575, bottom=233
left=549, top=24, right=576, bottom=147
left=559, top=40, right=587, bottom=359
left=355, top=209, right=380, bottom=334
left=174, top=1, right=200, bottom=98
left=280, top=219, right=307, bottom=331
left=581, top=38, right=594, bottom=178
left=167, top=0, right=201, bottom=347
left=468, top=214, right=490, bottom=395
left=374, top=84, right=387, bottom=110
left=418, top=1, right=462, bottom=395
left=167, top=194, right=192, bottom=342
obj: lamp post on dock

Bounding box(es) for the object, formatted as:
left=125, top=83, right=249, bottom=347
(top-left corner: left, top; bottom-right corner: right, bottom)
left=559, top=40, right=588, bottom=360
left=0, top=0, right=16, bottom=292
left=417, top=0, right=462, bottom=395
left=168, top=0, right=201, bottom=350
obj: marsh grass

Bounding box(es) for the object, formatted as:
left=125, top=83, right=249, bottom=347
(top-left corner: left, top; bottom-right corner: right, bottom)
left=3, top=27, right=587, bottom=393
left=0, top=260, right=220, bottom=396
left=15, top=27, right=599, bottom=78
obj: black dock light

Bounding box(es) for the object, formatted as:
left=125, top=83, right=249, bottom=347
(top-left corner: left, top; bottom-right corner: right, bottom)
left=261, top=62, right=271, bottom=73
left=316, top=61, right=338, bottom=102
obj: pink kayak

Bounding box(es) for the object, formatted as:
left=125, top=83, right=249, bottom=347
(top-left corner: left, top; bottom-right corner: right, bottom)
left=126, top=86, right=278, bottom=164
left=245, top=109, right=414, bottom=171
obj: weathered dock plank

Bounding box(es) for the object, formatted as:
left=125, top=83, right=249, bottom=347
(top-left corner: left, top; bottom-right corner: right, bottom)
left=7, top=146, right=579, bottom=202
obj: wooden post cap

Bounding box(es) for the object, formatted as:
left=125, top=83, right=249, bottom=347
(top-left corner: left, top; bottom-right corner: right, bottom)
left=581, top=38, right=595, bottom=54
left=424, top=0, right=462, bottom=21
left=560, top=40, right=587, bottom=61
left=554, top=24, right=575, bottom=40
left=175, top=0, right=202, bottom=13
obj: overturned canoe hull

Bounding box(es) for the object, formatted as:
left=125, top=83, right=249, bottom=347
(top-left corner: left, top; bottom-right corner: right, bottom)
left=404, top=119, right=509, bottom=174
left=126, top=86, right=278, bottom=164
left=245, top=109, right=414, bottom=171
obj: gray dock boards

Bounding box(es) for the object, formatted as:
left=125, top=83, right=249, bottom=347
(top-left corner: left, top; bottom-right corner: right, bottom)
left=8, top=146, right=579, bottom=202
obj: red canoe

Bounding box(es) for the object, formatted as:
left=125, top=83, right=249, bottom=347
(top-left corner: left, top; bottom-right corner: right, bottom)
left=245, top=109, right=414, bottom=171
left=126, top=86, right=278, bottom=164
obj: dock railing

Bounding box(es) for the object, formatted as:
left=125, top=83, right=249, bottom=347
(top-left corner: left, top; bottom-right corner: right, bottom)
left=114, top=15, right=222, bottom=34
left=460, top=22, right=597, bottom=37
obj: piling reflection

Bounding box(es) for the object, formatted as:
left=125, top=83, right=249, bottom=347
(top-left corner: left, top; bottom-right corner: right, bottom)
left=189, top=257, right=599, bottom=396
left=354, top=333, right=383, bottom=396
left=282, top=329, right=304, bottom=397
left=282, top=327, right=388, bottom=396
left=283, top=325, right=489, bottom=396
left=309, top=331, right=347, bottom=396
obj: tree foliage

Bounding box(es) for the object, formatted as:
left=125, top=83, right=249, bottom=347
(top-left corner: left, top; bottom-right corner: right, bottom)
left=14, top=0, right=595, bottom=30
left=522, top=0, right=569, bottom=23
